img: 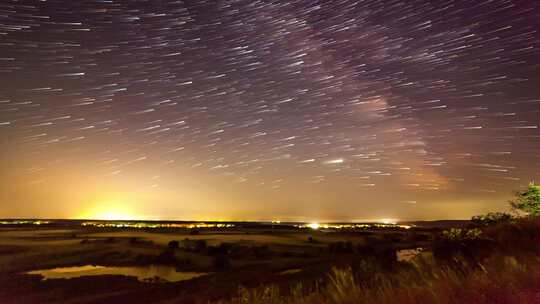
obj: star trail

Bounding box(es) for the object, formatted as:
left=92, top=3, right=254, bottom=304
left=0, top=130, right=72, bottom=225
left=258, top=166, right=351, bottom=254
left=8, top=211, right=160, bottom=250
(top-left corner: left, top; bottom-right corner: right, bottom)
left=1, top=0, right=539, bottom=221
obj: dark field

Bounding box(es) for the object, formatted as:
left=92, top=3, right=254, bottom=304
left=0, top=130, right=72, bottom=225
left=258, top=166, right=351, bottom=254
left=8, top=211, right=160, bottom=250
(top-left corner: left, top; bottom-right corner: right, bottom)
left=0, top=220, right=435, bottom=303
left=0, top=219, right=538, bottom=304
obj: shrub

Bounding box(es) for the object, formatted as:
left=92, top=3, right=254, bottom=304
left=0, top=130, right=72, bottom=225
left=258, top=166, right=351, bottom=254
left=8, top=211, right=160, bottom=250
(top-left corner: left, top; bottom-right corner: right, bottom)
left=441, top=228, right=482, bottom=241
left=434, top=228, right=496, bottom=265
left=156, top=249, right=177, bottom=264
left=168, top=240, right=179, bottom=250
left=328, top=241, right=354, bottom=254
left=483, top=216, right=540, bottom=254
left=213, top=255, right=231, bottom=270
left=208, top=242, right=233, bottom=256
left=381, top=232, right=403, bottom=242
left=510, top=183, right=540, bottom=216
left=195, top=239, right=207, bottom=252
left=405, top=230, right=431, bottom=242
left=470, top=212, right=513, bottom=227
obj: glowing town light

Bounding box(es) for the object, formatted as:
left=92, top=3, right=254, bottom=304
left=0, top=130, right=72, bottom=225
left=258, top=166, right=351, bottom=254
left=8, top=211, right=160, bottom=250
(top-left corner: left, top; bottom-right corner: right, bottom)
left=379, top=218, right=397, bottom=225
left=308, top=222, right=320, bottom=229
left=79, top=199, right=140, bottom=221
left=96, top=211, right=135, bottom=221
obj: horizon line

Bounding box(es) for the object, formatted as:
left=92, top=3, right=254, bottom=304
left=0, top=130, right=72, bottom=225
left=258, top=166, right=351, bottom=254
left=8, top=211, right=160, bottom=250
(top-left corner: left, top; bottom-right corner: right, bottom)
left=0, top=217, right=471, bottom=223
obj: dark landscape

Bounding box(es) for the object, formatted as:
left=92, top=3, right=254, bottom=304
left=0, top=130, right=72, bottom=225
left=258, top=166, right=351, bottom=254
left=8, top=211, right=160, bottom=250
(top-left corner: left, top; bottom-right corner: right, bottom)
left=1, top=191, right=540, bottom=304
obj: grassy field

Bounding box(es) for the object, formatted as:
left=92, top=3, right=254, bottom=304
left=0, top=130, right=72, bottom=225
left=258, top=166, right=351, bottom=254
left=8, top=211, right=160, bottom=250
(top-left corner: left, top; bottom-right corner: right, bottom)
left=0, top=218, right=538, bottom=303
left=218, top=217, right=540, bottom=304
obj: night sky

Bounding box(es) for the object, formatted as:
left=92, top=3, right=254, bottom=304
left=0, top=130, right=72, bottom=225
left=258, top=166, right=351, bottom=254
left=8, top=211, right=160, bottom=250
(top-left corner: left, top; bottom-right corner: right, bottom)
left=1, top=0, right=540, bottom=221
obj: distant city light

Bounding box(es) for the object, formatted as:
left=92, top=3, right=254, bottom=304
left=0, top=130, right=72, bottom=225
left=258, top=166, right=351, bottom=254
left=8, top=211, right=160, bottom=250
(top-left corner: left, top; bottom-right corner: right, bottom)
left=81, top=221, right=235, bottom=229
left=379, top=218, right=397, bottom=225
left=308, top=222, right=320, bottom=229
left=0, top=220, right=50, bottom=225
left=0, top=219, right=412, bottom=230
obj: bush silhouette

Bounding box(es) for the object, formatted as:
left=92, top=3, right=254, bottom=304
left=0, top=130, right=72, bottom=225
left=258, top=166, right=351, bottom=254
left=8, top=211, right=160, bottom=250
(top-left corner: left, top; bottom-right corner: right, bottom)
left=208, top=242, right=233, bottom=256
left=168, top=240, right=179, bottom=250
left=510, top=183, right=540, bottom=216
left=328, top=241, right=354, bottom=254
left=156, top=249, right=177, bottom=265
left=470, top=212, right=512, bottom=227
left=433, top=228, right=496, bottom=265
left=195, top=239, right=207, bottom=252
left=213, top=255, right=231, bottom=270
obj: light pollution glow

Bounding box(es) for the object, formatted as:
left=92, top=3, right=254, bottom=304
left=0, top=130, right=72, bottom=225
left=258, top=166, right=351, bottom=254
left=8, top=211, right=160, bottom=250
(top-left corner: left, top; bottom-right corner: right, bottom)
left=1, top=1, right=540, bottom=221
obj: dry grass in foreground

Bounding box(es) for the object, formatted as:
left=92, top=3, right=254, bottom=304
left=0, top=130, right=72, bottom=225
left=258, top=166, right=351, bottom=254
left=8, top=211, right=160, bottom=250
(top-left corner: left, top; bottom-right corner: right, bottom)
left=217, top=218, right=540, bottom=304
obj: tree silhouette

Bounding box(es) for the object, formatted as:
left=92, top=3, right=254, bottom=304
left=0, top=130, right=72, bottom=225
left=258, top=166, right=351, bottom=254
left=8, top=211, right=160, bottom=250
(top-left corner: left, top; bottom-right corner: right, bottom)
left=510, top=183, right=540, bottom=216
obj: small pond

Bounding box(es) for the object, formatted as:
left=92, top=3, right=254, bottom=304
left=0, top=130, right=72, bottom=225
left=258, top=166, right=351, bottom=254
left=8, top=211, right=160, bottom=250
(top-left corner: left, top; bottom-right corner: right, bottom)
left=397, top=248, right=424, bottom=262
left=26, top=265, right=208, bottom=283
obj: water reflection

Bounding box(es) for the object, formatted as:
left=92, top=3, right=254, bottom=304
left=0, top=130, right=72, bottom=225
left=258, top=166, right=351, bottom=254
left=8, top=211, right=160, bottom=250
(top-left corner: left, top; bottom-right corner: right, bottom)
left=26, top=265, right=207, bottom=282
left=397, top=248, right=424, bottom=262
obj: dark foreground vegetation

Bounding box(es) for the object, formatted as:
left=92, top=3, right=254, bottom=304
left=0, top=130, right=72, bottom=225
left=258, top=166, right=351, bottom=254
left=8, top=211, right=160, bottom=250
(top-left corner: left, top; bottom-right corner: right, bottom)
left=217, top=216, right=540, bottom=304
left=0, top=217, right=539, bottom=304
left=217, top=183, right=540, bottom=304
left=0, top=184, right=538, bottom=303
